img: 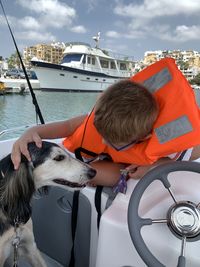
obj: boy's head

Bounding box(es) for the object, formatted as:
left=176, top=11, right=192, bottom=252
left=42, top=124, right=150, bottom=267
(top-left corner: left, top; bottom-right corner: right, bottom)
left=94, top=79, right=159, bottom=149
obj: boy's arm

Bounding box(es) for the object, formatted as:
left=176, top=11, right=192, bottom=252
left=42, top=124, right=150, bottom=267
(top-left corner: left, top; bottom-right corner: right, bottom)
left=26, top=114, right=86, bottom=139
left=128, top=145, right=200, bottom=180
left=11, top=114, right=86, bottom=169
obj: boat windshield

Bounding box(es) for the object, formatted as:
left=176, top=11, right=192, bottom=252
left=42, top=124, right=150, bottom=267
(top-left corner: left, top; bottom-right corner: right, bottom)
left=61, top=53, right=83, bottom=64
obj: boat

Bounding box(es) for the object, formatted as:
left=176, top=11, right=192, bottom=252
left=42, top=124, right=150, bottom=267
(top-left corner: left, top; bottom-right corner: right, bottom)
left=1, top=126, right=200, bottom=267
left=0, top=81, right=6, bottom=95
left=0, top=77, right=40, bottom=91
left=31, top=33, right=135, bottom=92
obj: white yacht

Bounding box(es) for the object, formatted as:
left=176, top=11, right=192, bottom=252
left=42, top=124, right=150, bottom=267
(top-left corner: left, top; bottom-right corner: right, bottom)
left=31, top=33, right=135, bottom=92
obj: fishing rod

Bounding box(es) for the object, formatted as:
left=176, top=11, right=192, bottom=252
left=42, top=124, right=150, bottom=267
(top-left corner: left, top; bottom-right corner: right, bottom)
left=0, top=0, right=45, bottom=124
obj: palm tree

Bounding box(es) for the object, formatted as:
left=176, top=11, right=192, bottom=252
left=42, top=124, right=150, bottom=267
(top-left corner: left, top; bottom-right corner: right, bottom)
left=7, top=51, right=21, bottom=68
left=190, top=73, right=200, bottom=85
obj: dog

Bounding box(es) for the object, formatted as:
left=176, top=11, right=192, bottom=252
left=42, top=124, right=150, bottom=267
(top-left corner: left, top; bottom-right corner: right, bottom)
left=0, top=141, right=96, bottom=267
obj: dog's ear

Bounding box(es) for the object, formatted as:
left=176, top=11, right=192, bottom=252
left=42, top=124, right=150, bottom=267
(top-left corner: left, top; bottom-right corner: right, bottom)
left=0, top=156, right=35, bottom=225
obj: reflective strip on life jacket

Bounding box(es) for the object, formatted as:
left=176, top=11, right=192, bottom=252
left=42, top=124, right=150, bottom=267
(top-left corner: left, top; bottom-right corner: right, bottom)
left=142, top=67, right=172, bottom=93
left=193, top=89, right=200, bottom=108
left=155, top=115, right=193, bottom=144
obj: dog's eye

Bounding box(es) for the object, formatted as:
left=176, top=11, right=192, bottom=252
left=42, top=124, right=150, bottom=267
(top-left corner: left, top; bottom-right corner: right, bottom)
left=53, top=155, right=65, bottom=161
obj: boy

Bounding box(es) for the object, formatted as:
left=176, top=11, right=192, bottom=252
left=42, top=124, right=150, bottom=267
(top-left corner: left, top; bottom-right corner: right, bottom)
left=12, top=79, right=159, bottom=186
left=11, top=59, right=200, bottom=186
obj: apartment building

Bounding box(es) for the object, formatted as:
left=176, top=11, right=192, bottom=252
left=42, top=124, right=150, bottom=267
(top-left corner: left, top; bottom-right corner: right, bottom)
left=144, top=50, right=200, bottom=66
left=143, top=50, right=162, bottom=65
left=143, top=49, right=200, bottom=80
left=23, top=42, right=65, bottom=66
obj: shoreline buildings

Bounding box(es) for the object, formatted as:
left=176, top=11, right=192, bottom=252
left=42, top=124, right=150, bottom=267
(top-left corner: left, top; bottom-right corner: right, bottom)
left=141, top=50, right=200, bottom=80
left=2, top=44, right=200, bottom=82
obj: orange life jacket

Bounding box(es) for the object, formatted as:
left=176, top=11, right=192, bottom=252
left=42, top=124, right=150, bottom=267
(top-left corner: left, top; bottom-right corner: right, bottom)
left=63, top=58, right=200, bottom=165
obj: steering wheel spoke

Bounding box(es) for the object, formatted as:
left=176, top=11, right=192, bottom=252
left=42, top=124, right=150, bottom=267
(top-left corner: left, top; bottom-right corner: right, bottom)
left=139, top=217, right=153, bottom=226
left=151, top=219, right=168, bottom=224
left=167, top=187, right=178, bottom=203
left=177, top=236, right=186, bottom=267
left=157, top=172, right=178, bottom=203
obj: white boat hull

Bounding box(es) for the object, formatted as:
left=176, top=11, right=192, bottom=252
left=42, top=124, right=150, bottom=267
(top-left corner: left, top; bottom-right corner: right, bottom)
left=32, top=61, right=128, bottom=92
left=0, top=77, right=40, bottom=90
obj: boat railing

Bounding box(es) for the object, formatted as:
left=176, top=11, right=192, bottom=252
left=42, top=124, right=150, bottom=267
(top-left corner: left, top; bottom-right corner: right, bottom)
left=0, top=123, right=64, bottom=142
left=65, top=42, right=91, bottom=47
left=102, top=50, right=135, bottom=62
left=0, top=125, right=30, bottom=139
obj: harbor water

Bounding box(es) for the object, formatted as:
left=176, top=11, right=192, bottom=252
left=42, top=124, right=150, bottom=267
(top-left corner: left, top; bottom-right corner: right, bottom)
left=0, top=91, right=98, bottom=140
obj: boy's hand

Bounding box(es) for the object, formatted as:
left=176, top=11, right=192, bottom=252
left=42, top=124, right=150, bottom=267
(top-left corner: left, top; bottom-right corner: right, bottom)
left=126, top=158, right=172, bottom=180
left=126, top=164, right=152, bottom=180
left=11, top=130, right=42, bottom=170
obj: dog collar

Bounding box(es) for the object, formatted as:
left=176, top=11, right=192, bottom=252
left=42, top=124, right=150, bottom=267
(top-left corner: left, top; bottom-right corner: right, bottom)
left=113, top=169, right=128, bottom=194
left=12, top=218, right=21, bottom=267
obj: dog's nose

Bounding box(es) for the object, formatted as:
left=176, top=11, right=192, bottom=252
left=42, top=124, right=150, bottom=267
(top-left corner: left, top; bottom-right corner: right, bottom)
left=88, top=168, right=96, bottom=179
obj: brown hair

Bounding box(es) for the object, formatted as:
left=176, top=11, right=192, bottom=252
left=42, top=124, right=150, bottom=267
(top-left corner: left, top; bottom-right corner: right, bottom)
left=94, top=79, right=159, bottom=145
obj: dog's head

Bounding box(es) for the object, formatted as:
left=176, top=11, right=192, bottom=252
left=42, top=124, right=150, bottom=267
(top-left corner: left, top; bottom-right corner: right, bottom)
left=28, top=141, right=96, bottom=189
left=0, top=141, right=96, bottom=225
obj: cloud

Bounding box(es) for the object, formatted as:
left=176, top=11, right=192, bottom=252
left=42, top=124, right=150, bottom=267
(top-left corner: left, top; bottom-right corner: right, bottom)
left=18, top=16, right=40, bottom=30
left=114, top=0, right=200, bottom=20
left=70, top=25, right=87, bottom=33
left=160, top=25, right=200, bottom=42
left=3, top=0, right=87, bottom=46
left=110, top=0, right=200, bottom=43
left=17, top=0, right=76, bottom=28
left=16, top=30, right=56, bottom=42
left=83, top=0, right=98, bottom=12
left=106, top=31, right=121, bottom=38
left=0, top=15, right=17, bottom=27
left=0, top=15, right=5, bottom=26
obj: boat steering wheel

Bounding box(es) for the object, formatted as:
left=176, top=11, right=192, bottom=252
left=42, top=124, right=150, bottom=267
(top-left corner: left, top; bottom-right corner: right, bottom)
left=128, top=161, right=200, bottom=267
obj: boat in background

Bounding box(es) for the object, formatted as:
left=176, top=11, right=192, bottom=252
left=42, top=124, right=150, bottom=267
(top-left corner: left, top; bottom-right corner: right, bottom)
left=31, top=33, right=135, bottom=92
left=0, top=81, right=6, bottom=95
left=0, top=77, right=40, bottom=94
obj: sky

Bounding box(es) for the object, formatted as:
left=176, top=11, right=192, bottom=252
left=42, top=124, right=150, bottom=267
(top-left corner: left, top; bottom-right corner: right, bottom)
left=0, top=0, right=200, bottom=61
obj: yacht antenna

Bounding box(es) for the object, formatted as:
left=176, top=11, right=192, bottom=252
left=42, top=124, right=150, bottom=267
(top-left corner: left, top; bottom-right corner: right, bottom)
left=92, top=32, right=101, bottom=48
left=0, top=0, right=45, bottom=124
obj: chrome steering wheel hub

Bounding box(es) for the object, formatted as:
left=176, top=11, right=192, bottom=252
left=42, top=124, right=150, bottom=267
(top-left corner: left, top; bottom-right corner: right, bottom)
left=167, top=201, right=200, bottom=238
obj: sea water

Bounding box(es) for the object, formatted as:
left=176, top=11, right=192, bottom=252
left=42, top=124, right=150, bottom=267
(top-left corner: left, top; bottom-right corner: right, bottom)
left=0, top=91, right=98, bottom=140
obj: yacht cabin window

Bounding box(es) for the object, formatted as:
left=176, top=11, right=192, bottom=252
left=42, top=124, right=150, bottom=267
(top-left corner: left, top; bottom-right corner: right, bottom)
left=87, top=56, right=96, bottom=65
left=92, top=57, right=95, bottom=65
left=61, top=53, right=83, bottom=64
left=111, top=61, right=116, bottom=69
left=100, top=59, right=109, bottom=68
left=119, top=62, right=127, bottom=70
left=82, top=55, right=86, bottom=64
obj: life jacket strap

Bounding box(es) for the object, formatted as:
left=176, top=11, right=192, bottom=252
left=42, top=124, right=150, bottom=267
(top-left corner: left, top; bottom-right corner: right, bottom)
left=74, top=147, right=98, bottom=162
left=68, top=190, right=80, bottom=267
